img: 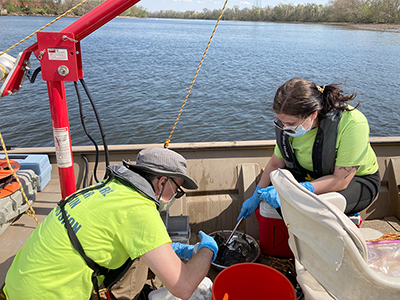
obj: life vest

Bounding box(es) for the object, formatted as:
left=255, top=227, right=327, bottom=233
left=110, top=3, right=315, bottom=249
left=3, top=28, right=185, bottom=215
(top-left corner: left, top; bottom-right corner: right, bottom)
left=275, top=109, right=343, bottom=182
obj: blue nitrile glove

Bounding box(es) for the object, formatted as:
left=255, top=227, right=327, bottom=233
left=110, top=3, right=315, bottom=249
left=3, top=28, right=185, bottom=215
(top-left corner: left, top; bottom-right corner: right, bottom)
left=237, top=185, right=262, bottom=221
left=171, top=242, right=195, bottom=261
left=258, top=182, right=315, bottom=209
left=194, top=231, right=218, bottom=263
left=300, top=181, right=315, bottom=193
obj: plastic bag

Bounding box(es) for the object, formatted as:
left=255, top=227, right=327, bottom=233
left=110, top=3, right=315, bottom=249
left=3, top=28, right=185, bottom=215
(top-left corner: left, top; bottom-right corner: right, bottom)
left=367, top=240, right=400, bottom=277
left=148, top=277, right=212, bottom=300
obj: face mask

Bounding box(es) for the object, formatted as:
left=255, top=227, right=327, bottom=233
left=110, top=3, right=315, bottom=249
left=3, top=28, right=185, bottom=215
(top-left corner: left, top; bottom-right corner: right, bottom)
left=158, top=195, right=177, bottom=212
left=157, top=180, right=177, bottom=212
left=284, top=123, right=312, bottom=137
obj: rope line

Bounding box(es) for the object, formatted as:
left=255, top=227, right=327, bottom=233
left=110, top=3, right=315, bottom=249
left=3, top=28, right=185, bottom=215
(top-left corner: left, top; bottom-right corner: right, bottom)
left=0, top=132, right=40, bottom=226
left=163, top=0, right=229, bottom=148
left=0, top=0, right=89, bottom=57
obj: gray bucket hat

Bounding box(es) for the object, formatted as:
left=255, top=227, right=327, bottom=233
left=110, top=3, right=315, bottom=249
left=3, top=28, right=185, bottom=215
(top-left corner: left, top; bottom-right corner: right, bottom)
left=123, top=148, right=198, bottom=190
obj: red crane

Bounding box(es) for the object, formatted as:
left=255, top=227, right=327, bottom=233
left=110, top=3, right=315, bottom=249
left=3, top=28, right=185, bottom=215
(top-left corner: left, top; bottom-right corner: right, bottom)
left=0, top=0, right=141, bottom=198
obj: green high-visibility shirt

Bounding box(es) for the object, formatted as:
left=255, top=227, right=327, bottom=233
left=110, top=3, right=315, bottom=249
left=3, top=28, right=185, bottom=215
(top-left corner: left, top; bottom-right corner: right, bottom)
left=274, top=107, right=379, bottom=177
left=5, top=179, right=171, bottom=299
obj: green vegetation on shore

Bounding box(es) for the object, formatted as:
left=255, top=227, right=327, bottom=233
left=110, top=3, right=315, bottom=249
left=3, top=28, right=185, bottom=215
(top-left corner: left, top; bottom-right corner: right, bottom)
left=1, top=0, right=400, bottom=24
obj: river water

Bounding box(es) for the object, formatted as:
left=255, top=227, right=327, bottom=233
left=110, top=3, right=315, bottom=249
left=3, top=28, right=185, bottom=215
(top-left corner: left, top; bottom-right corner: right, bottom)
left=1, top=16, right=400, bottom=148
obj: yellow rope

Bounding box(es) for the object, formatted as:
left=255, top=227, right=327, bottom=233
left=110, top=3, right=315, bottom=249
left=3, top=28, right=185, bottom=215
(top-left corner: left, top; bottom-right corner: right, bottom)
left=0, top=132, right=40, bottom=226
left=0, top=0, right=89, bottom=57
left=163, top=0, right=229, bottom=148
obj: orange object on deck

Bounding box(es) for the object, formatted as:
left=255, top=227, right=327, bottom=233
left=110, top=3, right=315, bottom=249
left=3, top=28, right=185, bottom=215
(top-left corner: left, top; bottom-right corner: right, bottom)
left=0, top=159, right=20, bottom=198
left=0, top=180, right=20, bottom=198
left=212, top=263, right=296, bottom=300
left=0, top=159, right=20, bottom=180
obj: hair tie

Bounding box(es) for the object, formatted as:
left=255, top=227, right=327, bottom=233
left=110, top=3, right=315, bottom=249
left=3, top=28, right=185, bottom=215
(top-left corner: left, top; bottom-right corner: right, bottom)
left=317, top=85, right=325, bottom=93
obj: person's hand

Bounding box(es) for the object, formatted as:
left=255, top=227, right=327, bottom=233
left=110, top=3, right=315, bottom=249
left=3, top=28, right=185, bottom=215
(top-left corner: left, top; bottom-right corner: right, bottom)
left=258, top=182, right=315, bottom=209
left=171, top=242, right=195, bottom=261
left=237, top=185, right=262, bottom=221
left=257, top=185, right=280, bottom=208
left=194, top=231, right=218, bottom=262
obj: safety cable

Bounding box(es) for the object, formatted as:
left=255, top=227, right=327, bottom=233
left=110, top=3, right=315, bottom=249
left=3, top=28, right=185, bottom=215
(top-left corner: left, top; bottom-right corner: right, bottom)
left=0, top=132, right=40, bottom=226
left=79, top=78, right=110, bottom=173
left=81, top=154, right=89, bottom=188
left=27, top=67, right=42, bottom=83
left=0, top=0, right=89, bottom=57
left=163, top=0, right=229, bottom=148
left=74, top=81, right=100, bottom=183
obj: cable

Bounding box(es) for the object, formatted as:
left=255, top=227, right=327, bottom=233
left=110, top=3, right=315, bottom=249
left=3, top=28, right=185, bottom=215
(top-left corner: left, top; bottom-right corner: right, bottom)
left=27, top=67, right=41, bottom=83
left=74, top=81, right=100, bottom=183
left=79, top=78, right=110, bottom=171
left=81, top=154, right=89, bottom=188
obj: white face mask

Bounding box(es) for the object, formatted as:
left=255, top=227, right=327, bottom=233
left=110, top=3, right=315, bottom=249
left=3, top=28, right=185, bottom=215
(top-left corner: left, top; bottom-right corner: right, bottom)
left=157, top=180, right=177, bottom=212
left=158, top=194, right=177, bottom=212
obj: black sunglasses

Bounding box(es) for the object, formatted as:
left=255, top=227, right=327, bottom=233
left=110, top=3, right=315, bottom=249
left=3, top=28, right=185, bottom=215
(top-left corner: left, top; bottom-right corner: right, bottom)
left=169, top=178, right=186, bottom=199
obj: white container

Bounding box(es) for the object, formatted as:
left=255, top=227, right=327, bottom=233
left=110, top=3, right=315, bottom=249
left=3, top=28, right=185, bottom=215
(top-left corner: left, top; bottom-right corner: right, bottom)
left=259, top=201, right=282, bottom=219
left=148, top=277, right=212, bottom=300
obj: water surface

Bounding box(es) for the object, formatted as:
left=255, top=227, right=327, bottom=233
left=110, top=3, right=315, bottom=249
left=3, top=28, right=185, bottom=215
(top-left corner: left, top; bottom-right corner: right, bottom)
left=1, top=17, right=399, bottom=148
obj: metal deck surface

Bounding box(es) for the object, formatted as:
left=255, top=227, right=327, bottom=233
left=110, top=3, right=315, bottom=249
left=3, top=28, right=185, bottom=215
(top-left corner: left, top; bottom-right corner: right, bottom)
left=0, top=177, right=61, bottom=285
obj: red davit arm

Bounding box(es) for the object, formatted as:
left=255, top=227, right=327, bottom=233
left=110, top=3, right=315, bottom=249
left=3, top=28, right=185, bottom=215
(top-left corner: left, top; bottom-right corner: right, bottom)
left=50, top=0, right=141, bottom=198
left=61, top=0, right=140, bottom=41
left=2, top=0, right=140, bottom=198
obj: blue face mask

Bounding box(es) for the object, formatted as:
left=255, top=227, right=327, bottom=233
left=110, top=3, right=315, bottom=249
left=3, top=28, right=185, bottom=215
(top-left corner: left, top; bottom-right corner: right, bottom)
left=284, top=122, right=312, bottom=137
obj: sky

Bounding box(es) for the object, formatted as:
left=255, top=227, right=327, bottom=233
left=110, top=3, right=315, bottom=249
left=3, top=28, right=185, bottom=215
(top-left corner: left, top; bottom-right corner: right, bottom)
left=138, top=0, right=330, bottom=13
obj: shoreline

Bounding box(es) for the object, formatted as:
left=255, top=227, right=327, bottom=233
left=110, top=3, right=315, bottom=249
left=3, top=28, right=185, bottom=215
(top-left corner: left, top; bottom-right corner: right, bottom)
left=1, top=14, right=400, bottom=32
left=349, top=23, right=400, bottom=32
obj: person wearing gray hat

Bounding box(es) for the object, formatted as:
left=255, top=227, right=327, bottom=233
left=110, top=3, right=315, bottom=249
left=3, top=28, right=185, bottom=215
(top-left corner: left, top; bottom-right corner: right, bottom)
left=4, top=148, right=218, bottom=300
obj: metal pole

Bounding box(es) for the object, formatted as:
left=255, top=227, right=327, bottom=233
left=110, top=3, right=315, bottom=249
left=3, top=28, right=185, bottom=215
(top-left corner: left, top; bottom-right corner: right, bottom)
left=41, top=0, right=141, bottom=198
left=47, top=81, right=76, bottom=199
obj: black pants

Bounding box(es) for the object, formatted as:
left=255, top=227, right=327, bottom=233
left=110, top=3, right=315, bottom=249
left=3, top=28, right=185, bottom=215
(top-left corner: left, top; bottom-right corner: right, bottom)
left=292, top=169, right=381, bottom=216
left=338, top=170, right=381, bottom=215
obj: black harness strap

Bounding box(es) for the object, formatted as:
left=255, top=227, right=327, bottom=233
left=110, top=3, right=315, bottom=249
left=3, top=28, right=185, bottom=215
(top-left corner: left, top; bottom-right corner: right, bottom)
left=275, top=123, right=309, bottom=182
left=59, top=199, right=108, bottom=300
left=276, top=109, right=343, bottom=181
left=58, top=170, right=135, bottom=300
left=312, top=109, right=343, bottom=179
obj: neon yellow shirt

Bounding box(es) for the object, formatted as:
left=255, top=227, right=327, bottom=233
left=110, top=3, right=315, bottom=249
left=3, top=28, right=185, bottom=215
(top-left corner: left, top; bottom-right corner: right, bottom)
left=274, top=107, right=378, bottom=176
left=4, top=179, right=171, bottom=300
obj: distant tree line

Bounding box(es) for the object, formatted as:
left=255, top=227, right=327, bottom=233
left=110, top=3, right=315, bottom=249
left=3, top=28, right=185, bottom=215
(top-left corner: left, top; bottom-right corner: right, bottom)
left=1, top=0, right=400, bottom=24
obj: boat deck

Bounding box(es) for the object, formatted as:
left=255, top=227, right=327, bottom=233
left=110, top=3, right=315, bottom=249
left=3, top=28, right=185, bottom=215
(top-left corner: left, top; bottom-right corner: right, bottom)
left=1, top=175, right=400, bottom=286
left=0, top=178, right=61, bottom=285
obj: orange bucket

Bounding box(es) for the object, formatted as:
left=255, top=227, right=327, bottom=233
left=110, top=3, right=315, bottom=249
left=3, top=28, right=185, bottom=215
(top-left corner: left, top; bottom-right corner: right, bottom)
left=212, top=263, right=296, bottom=300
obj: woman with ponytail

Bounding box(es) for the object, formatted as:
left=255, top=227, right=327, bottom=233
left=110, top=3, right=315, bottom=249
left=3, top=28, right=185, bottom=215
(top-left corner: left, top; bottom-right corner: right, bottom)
left=238, top=78, right=380, bottom=221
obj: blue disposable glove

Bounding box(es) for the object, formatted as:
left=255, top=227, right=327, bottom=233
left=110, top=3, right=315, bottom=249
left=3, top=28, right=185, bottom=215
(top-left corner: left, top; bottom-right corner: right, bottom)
left=171, top=242, right=195, bottom=261
left=195, top=231, right=218, bottom=263
left=258, top=185, right=280, bottom=208
left=258, top=182, right=315, bottom=209
left=300, top=181, right=315, bottom=193
left=237, top=185, right=262, bottom=221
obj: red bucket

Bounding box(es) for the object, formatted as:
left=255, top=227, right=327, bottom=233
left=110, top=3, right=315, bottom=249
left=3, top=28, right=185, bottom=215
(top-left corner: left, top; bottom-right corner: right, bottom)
left=212, top=263, right=296, bottom=300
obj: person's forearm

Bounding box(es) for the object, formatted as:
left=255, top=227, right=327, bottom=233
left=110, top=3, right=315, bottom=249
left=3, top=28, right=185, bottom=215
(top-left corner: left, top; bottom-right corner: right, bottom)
left=311, top=166, right=358, bottom=194
left=170, top=248, right=213, bottom=300
left=258, top=154, right=286, bottom=188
